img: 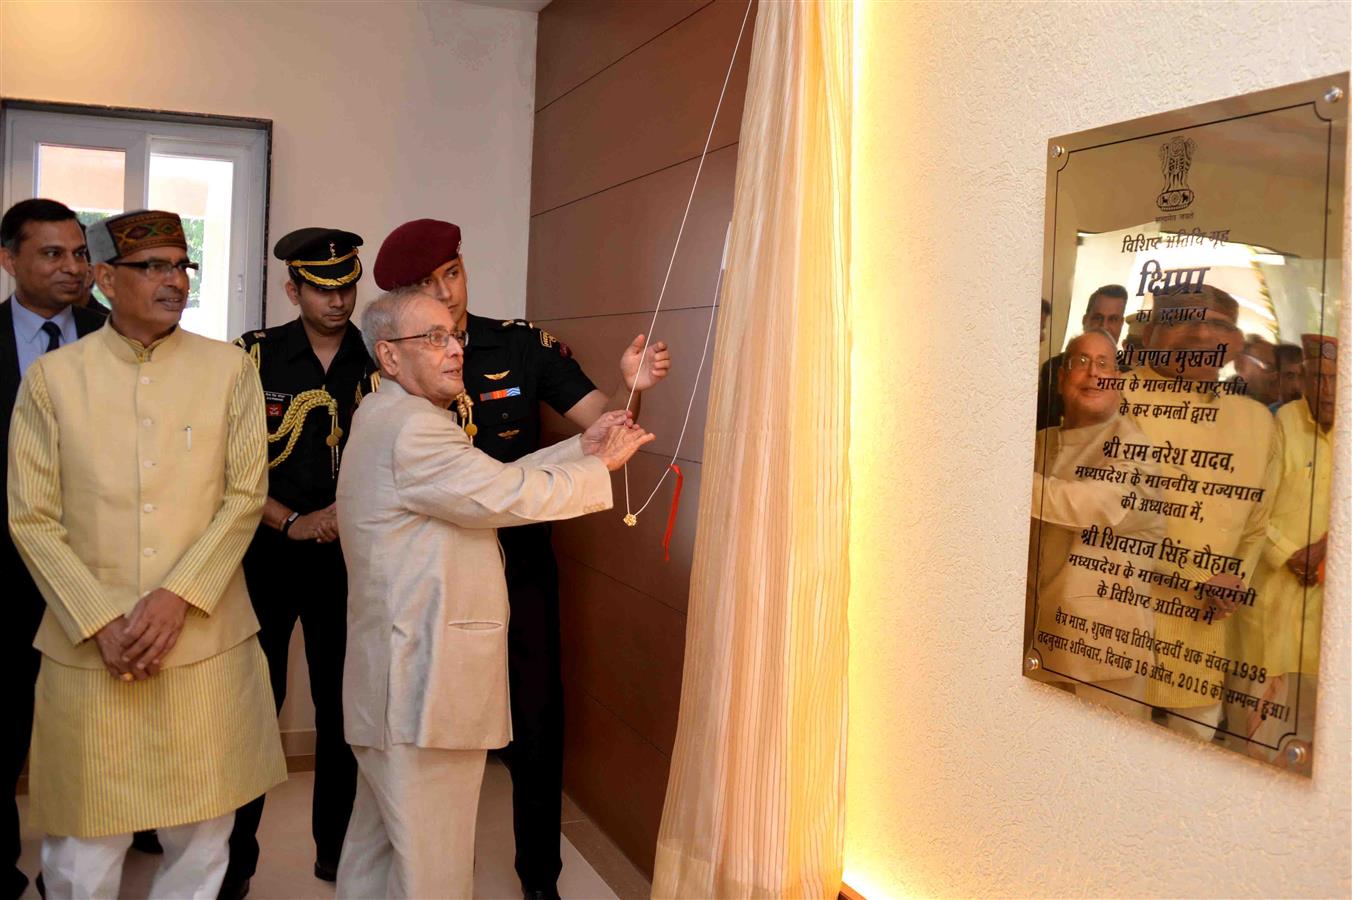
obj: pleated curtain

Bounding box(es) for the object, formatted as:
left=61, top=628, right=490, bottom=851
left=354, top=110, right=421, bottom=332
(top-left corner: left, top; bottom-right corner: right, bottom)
left=651, top=2, right=853, bottom=897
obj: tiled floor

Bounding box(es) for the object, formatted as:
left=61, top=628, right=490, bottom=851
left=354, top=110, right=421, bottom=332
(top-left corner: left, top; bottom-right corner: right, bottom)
left=16, top=758, right=635, bottom=899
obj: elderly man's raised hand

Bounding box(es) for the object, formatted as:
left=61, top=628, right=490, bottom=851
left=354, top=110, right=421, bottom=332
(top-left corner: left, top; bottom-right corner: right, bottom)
left=581, top=409, right=633, bottom=453
left=582, top=410, right=656, bottom=471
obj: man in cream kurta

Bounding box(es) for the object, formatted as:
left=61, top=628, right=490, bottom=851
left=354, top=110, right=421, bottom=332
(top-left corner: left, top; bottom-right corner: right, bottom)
left=1121, top=286, right=1278, bottom=741
left=7, top=211, right=285, bottom=899
left=335, top=288, right=653, bottom=899
left=1230, top=335, right=1336, bottom=768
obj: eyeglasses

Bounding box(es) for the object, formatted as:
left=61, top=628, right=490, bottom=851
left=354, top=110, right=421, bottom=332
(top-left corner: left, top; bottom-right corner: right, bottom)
left=1066, top=353, right=1116, bottom=373
left=110, top=259, right=199, bottom=279
left=383, top=326, right=466, bottom=349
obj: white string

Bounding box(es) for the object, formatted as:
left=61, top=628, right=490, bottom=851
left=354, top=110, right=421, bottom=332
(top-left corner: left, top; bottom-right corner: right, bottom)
left=624, top=261, right=725, bottom=518
left=624, top=0, right=753, bottom=521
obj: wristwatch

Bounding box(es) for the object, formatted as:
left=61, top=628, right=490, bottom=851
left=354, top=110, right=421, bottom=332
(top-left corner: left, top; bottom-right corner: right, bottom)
left=281, top=511, right=301, bottom=536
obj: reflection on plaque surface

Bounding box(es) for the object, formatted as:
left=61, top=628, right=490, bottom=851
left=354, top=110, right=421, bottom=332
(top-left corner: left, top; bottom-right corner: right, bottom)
left=1026, top=74, right=1348, bottom=774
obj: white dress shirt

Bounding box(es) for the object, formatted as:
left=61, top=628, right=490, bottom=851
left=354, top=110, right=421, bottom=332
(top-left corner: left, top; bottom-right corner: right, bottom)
left=9, top=294, right=78, bottom=377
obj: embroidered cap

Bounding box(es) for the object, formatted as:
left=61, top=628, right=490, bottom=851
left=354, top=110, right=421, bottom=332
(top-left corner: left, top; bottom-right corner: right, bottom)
left=1301, top=333, right=1338, bottom=361
left=87, top=210, right=186, bottom=265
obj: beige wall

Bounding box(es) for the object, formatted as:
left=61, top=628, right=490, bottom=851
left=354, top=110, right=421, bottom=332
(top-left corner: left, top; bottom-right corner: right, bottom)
left=0, top=0, right=537, bottom=327
left=1, top=0, right=539, bottom=737
left=846, top=2, right=1351, bottom=897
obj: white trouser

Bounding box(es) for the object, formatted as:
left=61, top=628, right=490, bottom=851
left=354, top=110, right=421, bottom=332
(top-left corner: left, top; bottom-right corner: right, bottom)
left=1222, top=673, right=1317, bottom=767
left=337, top=744, right=487, bottom=899
left=1074, top=675, right=1150, bottom=720
left=1163, top=702, right=1223, bottom=741
left=41, top=811, right=234, bottom=900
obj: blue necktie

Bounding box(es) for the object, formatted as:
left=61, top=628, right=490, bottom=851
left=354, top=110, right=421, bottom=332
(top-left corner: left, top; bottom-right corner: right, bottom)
left=41, top=321, right=62, bottom=353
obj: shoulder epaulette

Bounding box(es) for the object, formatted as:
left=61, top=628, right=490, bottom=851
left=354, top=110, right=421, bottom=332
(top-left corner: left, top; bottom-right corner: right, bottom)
left=498, top=318, right=536, bottom=329
left=355, top=370, right=382, bottom=406
left=234, top=329, right=276, bottom=368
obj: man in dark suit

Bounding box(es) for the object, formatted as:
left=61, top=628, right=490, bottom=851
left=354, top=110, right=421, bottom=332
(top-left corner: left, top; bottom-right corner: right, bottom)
left=0, top=198, right=106, bottom=900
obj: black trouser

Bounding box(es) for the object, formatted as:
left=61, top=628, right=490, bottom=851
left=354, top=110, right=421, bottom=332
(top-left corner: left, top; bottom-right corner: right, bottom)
left=225, top=530, right=356, bottom=880
left=2, top=555, right=43, bottom=900
left=499, top=523, right=565, bottom=893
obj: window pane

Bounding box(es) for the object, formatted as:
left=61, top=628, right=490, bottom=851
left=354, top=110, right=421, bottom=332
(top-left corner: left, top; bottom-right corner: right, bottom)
left=37, top=144, right=125, bottom=310
left=149, top=154, right=234, bottom=340
left=37, top=144, right=125, bottom=214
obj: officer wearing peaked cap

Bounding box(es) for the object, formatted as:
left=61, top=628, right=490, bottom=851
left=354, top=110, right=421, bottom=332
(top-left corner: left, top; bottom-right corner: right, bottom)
left=219, top=228, right=375, bottom=900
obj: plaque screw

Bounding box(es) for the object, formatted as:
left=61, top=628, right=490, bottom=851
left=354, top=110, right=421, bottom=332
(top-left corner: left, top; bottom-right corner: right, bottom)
left=1326, top=86, right=1344, bottom=104
left=1025, top=656, right=1041, bottom=672
left=1051, top=145, right=1065, bottom=159
left=1285, top=742, right=1308, bottom=765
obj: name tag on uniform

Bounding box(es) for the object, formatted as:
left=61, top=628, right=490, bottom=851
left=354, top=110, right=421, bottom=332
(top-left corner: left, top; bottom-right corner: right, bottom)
left=479, top=387, right=521, bottom=402
left=264, top=390, right=292, bottom=418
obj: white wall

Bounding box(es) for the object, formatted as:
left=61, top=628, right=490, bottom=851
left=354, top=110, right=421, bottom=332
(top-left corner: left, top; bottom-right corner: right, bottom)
left=846, top=2, right=1351, bottom=897
left=1, top=0, right=538, bottom=736
left=0, top=0, right=537, bottom=326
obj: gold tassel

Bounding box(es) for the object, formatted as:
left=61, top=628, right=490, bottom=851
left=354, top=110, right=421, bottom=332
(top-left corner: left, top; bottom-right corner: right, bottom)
left=455, top=392, right=477, bottom=441
left=268, top=389, right=340, bottom=473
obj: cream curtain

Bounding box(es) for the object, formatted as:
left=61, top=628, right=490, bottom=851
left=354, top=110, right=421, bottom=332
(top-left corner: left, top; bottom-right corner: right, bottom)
left=651, top=2, right=852, bottom=897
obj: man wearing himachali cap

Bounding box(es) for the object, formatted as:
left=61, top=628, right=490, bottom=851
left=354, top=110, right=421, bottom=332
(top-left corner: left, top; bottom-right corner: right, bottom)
left=1226, top=334, right=1337, bottom=770
left=7, top=210, right=285, bottom=898
left=1119, top=284, right=1280, bottom=742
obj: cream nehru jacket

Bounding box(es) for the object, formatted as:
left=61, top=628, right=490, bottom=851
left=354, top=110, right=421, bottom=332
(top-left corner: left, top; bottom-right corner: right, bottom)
left=8, top=325, right=267, bottom=669
left=337, top=379, right=612, bottom=751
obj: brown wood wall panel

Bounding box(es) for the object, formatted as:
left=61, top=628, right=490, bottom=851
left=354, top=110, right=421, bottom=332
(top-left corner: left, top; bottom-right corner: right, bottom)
left=530, top=0, right=755, bottom=215
left=558, top=557, right=685, bottom=755
left=562, top=688, right=671, bottom=879
left=528, top=145, right=737, bottom=322
left=536, top=0, right=711, bottom=110
left=549, top=449, right=701, bottom=615
left=534, top=308, right=717, bottom=462
left=530, top=0, right=751, bottom=879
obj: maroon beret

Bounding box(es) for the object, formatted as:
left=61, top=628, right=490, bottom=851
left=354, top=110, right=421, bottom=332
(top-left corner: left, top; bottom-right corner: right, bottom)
left=373, top=219, right=463, bottom=290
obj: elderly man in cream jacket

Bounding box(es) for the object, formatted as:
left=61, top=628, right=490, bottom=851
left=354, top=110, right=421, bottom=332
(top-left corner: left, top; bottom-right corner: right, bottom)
left=335, top=288, right=653, bottom=898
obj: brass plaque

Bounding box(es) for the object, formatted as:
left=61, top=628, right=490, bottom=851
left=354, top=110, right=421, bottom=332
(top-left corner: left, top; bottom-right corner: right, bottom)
left=1026, top=74, right=1347, bottom=774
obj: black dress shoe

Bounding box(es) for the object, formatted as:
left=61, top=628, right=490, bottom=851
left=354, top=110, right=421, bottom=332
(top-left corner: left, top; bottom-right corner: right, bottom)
left=313, top=860, right=338, bottom=883
left=522, top=889, right=560, bottom=900
left=216, top=873, right=250, bottom=900
left=131, top=830, right=164, bottom=854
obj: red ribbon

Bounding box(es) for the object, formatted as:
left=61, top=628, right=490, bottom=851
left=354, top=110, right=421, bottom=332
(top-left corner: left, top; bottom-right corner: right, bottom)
left=662, top=463, right=684, bottom=563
